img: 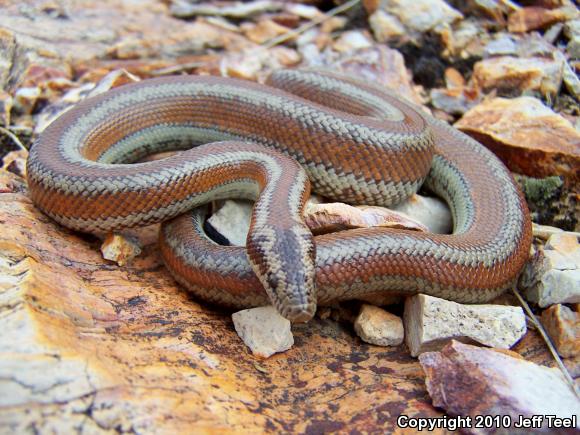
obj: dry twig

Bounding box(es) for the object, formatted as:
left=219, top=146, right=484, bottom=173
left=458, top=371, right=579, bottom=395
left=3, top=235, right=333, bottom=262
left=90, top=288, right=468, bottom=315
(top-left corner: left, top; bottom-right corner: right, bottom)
left=512, top=286, right=580, bottom=399
left=261, top=0, right=361, bottom=49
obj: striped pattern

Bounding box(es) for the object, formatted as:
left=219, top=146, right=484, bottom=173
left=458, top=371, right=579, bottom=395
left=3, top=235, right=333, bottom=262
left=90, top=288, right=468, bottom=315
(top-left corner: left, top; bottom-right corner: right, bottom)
left=27, top=70, right=532, bottom=322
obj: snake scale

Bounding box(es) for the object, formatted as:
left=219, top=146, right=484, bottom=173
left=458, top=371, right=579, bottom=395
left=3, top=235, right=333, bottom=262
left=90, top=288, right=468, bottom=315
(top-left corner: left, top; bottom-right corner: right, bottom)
left=27, top=69, right=532, bottom=322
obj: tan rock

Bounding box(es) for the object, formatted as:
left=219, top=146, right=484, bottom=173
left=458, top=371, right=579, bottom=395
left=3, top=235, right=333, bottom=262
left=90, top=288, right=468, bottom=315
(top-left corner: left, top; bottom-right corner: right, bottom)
left=404, top=294, right=526, bottom=357
left=545, top=232, right=580, bottom=258
left=1, top=150, right=28, bottom=178
left=508, top=6, right=578, bottom=33
left=369, top=10, right=406, bottom=42
left=444, top=67, right=465, bottom=89
left=232, top=306, right=294, bottom=358
left=332, top=46, right=424, bottom=105
left=101, top=234, right=142, bottom=267
left=304, top=202, right=428, bottom=235
left=455, top=96, right=580, bottom=187
left=532, top=222, right=565, bottom=240
left=472, top=55, right=564, bottom=96
left=541, top=304, right=580, bottom=358
left=354, top=305, right=404, bottom=346
left=439, top=19, right=487, bottom=59
left=243, top=19, right=291, bottom=45
left=419, top=341, right=580, bottom=430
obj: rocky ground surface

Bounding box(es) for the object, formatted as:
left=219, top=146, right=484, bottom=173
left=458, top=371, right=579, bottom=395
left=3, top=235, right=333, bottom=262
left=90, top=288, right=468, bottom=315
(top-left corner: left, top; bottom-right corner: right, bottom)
left=1, top=0, right=579, bottom=433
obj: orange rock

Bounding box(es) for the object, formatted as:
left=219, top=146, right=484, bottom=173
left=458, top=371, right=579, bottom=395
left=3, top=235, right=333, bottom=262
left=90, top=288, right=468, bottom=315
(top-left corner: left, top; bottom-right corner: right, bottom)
left=455, top=96, right=580, bottom=188
left=508, top=6, right=578, bottom=33
left=444, top=67, right=465, bottom=89
left=0, top=168, right=452, bottom=432
left=541, top=304, right=580, bottom=358
left=472, top=56, right=564, bottom=96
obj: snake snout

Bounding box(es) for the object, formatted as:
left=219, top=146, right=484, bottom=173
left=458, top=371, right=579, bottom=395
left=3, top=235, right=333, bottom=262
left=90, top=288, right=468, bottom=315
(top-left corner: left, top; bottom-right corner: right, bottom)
left=247, top=223, right=317, bottom=323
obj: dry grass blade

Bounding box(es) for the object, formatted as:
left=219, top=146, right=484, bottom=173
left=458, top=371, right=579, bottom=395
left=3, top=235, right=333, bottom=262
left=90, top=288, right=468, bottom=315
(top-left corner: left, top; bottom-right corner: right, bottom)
left=512, top=286, right=580, bottom=399
left=0, top=126, right=27, bottom=152
left=261, top=0, right=361, bottom=49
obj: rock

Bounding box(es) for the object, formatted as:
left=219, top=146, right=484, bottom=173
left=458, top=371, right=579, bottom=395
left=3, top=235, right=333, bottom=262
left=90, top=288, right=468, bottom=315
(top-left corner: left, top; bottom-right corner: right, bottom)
left=0, top=153, right=563, bottom=432
left=304, top=202, right=428, bottom=235
left=364, top=0, right=463, bottom=34
left=210, top=198, right=431, bottom=241
left=562, top=58, right=580, bottom=100
left=419, top=341, right=580, bottom=431
left=390, top=194, right=452, bottom=234
left=101, top=234, right=142, bottom=266
left=353, top=304, right=404, bottom=346
left=444, top=67, right=465, bottom=89
left=532, top=222, right=565, bottom=240
left=332, top=31, right=374, bottom=53
left=455, top=96, right=580, bottom=188
left=369, top=10, right=406, bottom=43
left=207, top=200, right=253, bottom=246
left=545, top=232, right=580, bottom=257
left=458, top=0, right=510, bottom=23
left=541, top=304, right=579, bottom=358
left=508, top=6, right=578, bottom=33
left=220, top=46, right=301, bottom=80
left=0, top=0, right=241, bottom=76
left=439, top=19, right=488, bottom=59
left=242, top=19, right=291, bottom=45
left=565, top=19, right=580, bottom=58
left=232, top=307, right=294, bottom=358
left=430, top=87, right=481, bottom=116
left=482, top=32, right=558, bottom=58
left=170, top=0, right=282, bottom=18
left=1, top=150, right=27, bottom=178
left=404, top=294, right=526, bottom=357
left=520, top=232, right=580, bottom=307
left=483, top=34, right=519, bottom=57
left=13, top=87, right=41, bottom=115
left=472, top=55, right=564, bottom=97
left=284, top=3, right=324, bottom=20
left=330, top=46, right=424, bottom=105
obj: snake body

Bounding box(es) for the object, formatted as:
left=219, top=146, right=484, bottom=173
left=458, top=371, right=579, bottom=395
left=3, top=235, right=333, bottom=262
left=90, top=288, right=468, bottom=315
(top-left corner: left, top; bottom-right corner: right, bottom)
left=27, top=70, right=532, bottom=322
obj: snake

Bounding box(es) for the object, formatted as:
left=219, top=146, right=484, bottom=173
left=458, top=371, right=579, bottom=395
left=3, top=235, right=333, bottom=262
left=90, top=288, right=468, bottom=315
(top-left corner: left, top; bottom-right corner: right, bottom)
left=26, top=69, right=532, bottom=322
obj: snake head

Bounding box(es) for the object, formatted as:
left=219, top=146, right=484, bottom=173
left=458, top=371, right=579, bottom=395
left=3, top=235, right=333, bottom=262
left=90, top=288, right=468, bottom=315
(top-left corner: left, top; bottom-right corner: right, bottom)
left=246, top=223, right=317, bottom=323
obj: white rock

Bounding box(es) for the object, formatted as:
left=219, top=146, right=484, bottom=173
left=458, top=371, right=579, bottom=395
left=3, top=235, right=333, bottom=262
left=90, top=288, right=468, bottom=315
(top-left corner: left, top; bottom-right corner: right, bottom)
left=232, top=306, right=294, bottom=358
left=375, top=0, right=462, bottom=33
left=354, top=304, right=404, bottom=346
left=521, top=232, right=580, bottom=307
left=404, top=294, right=526, bottom=357
left=390, top=194, right=452, bottom=234
left=333, top=30, right=373, bottom=53
left=207, top=199, right=253, bottom=246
